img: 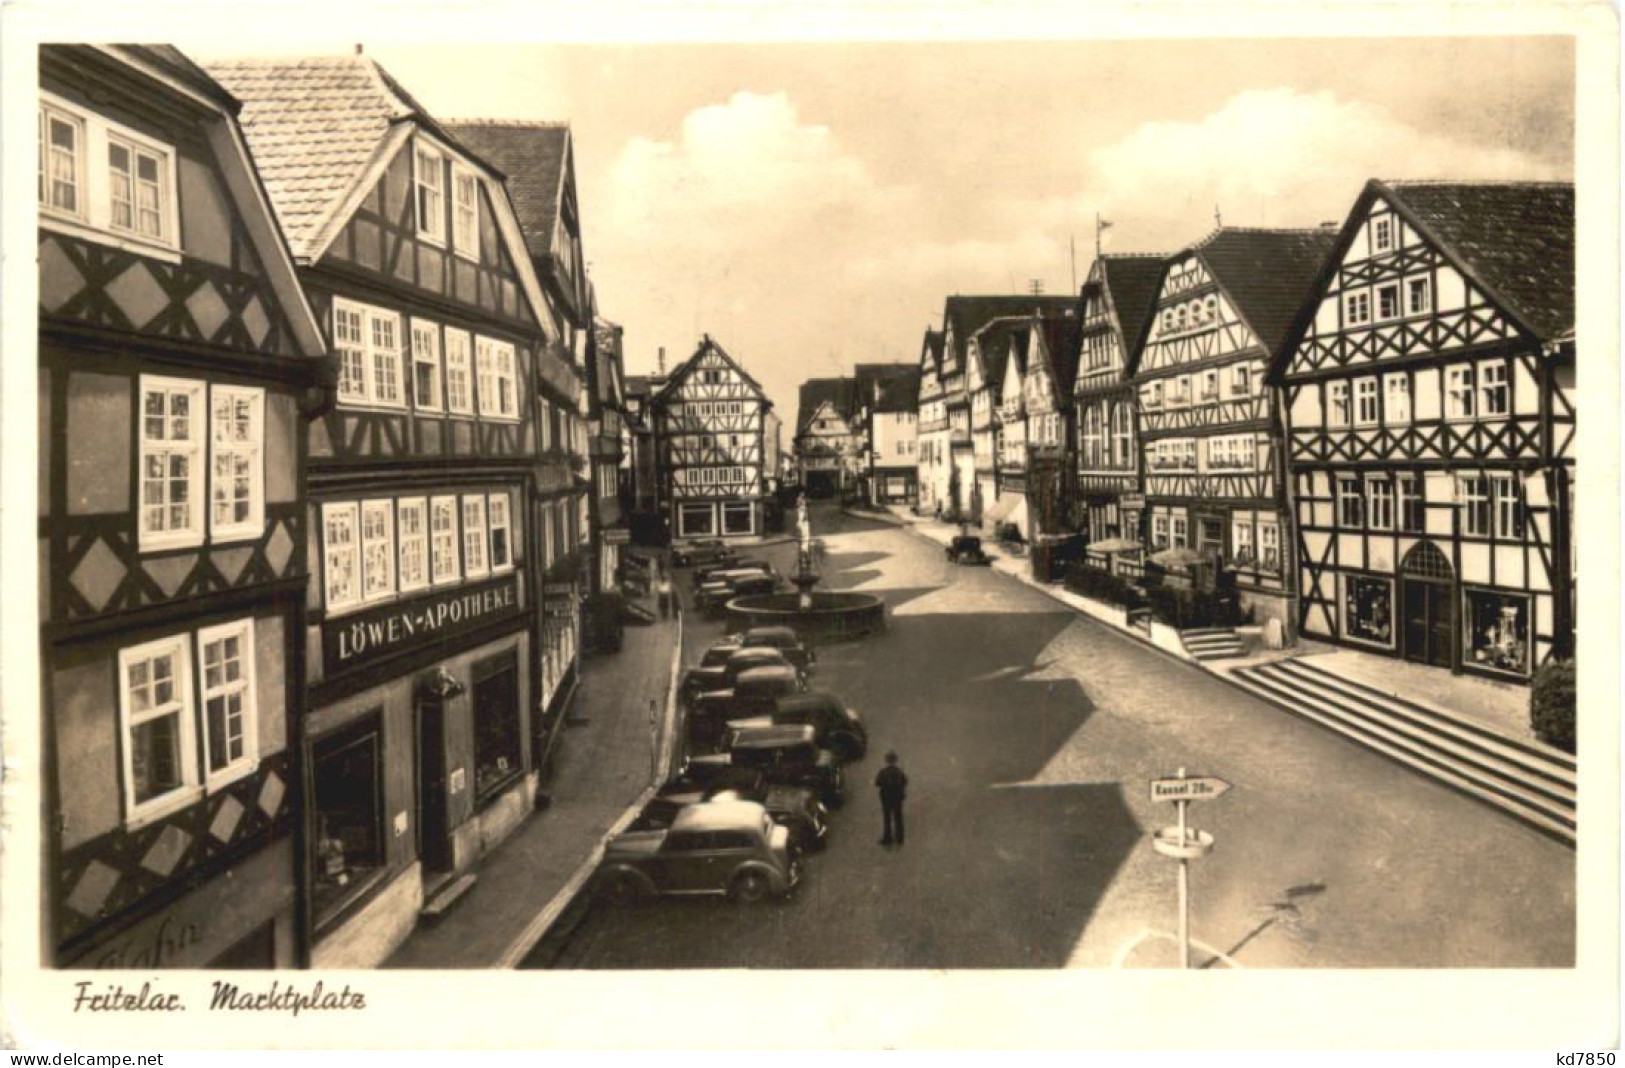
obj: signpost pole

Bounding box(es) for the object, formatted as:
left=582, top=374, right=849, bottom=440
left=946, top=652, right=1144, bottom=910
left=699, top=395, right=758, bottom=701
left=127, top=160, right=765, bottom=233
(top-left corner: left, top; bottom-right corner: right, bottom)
left=1176, top=767, right=1190, bottom=970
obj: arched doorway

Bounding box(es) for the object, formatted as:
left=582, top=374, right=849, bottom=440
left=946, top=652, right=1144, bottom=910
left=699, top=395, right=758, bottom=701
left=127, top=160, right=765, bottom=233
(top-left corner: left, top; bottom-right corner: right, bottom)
left=1400, top=541, right=1456, bottom=669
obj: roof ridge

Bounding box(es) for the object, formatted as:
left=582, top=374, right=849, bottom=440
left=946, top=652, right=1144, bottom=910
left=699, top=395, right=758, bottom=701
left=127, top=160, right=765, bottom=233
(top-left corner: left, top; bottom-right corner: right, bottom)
left=1385, top=178, right=1573, bottom=189
left=444, top=118, right=571, bottom=130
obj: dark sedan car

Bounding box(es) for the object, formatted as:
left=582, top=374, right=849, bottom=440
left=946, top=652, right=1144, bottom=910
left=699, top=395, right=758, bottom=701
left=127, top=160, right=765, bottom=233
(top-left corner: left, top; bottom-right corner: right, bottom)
left=672, top=540, right=736, bottom=568
left=690, top=724, right=845, bottom=808
left=688, top=664, right=805, bottom=747
left=947, top=534, right=991, bottom=565
left=709, top=625, right=817, bottom=672
left=632, top=776, right=828, bottom=854
left=682, top=645, right=804, bottom=702
left=594, top=800, right=798, bottom=905
left=727, top=690, right=867, bottom=761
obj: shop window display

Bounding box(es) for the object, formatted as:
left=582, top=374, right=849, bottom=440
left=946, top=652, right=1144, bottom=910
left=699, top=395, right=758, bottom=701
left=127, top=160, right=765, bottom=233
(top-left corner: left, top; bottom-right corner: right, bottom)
left=1466, top=590, right=1529, bottom=675
left=1345, top=575, right=1394, bottom=645
left=474, top=655, right=522, bottom=804
left=312, top=719, right=385, bottom=922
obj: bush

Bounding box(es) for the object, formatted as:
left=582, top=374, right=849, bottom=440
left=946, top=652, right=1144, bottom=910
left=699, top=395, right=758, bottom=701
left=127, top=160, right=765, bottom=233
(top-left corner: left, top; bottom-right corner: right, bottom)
left=1530, top=658, right=1576, bottom=753
left=1064, top=562, right=1138, bottom=607
left=1144, top=585, right=1241, bottom=629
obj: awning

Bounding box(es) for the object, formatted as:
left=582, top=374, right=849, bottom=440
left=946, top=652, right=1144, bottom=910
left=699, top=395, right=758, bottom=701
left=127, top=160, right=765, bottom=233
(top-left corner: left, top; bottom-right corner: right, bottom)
left=1150, top=546, right=1208, bottom=568
left=1088, top=537, right=1143, bottom=554
left=985, top=494, right=1022, bottom=524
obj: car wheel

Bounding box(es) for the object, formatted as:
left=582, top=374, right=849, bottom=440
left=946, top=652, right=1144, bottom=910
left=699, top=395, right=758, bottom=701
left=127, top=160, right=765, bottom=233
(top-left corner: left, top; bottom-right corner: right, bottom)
left=728, top=868, right=771, bottom=905
left=598, top=872, right=646, bottom=907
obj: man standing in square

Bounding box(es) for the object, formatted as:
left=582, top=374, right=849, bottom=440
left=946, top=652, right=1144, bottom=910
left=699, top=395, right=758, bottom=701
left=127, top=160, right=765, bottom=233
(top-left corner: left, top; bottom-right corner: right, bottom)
left=875, top=751, right=908, bottom=847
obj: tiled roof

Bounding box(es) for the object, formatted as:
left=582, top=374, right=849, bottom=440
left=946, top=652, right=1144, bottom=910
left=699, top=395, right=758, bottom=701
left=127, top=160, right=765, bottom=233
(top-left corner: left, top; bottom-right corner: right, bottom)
left=1384, top=181, right=1574, bottom=340
left=872, top=368, right=922, bottom=413
left=796, top=378, right=857, bottom=436
left=974, top=316, right=1031, bottom=392
left=920, top=328, right=945, bottom=373
left=656, top=336, right=767, bottom=406
left=1096, top=254, right=1167, bottom=351
left=1193, top=227, right=1340, bottom=354
left=944, top=295, right=1074, bottom=365
left=443, top=120, right=572, bottom=262
left=202, top=56, right=421, bottom=260
left=123, top=46, right=240, bottom=110
left=1034, top=309, right=1084, bottom=398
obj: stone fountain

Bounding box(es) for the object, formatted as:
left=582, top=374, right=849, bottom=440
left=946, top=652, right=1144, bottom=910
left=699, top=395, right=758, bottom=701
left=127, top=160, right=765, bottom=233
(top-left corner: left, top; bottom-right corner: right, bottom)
left=724, top=493, right=886, bottom=643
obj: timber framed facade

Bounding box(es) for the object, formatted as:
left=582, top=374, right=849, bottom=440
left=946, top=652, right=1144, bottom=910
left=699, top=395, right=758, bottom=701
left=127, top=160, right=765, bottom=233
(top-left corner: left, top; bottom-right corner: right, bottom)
left=38, top=45, right=330, bottom=969
left=654, top=337, right=772, bottom=540
left=1273, top=180, right=1574, bottom=682
left=1129, top=227, right=1336, bottom=634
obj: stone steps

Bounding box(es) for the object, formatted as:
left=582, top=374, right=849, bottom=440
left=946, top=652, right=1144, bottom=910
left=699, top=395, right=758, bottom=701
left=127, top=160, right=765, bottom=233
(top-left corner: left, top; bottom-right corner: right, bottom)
left=1181, top=627, right=1246, bottom=660
left=1231, top=658, right=1575, bottom=844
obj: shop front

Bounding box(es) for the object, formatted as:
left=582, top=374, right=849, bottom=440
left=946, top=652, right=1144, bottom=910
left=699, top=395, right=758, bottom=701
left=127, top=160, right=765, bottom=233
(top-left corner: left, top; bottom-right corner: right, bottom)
left=307, top=520, right=535, bottom=968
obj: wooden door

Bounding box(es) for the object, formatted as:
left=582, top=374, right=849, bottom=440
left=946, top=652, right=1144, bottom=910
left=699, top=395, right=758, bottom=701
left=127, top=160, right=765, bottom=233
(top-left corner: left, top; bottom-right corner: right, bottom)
left=1402, top=580, right=1454, bottom=668
left=416, top=697, right=453, bottom=874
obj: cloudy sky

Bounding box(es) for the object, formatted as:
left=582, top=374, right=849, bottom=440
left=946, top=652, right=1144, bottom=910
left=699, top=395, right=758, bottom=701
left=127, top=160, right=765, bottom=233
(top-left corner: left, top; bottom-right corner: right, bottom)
left=200, top=37, right=1573, bottom=421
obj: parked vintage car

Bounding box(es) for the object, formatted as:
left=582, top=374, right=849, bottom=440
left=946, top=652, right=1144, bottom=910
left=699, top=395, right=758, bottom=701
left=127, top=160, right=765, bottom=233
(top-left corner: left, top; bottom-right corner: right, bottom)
left=688, top=664, right=805, bottom=746
left=710, top=625, right=818, bottom=671
left=630, top=775, right=827, bottom=853
left=695, top=570, right=781, bottom=614
left=688, top=724, right=844, bottom=808
left=727, top=691, right=867, bottom=761
left=693, top=557, right=769, bottom=585
left=946, top=534, right=991, bottom=566
left=683, top=645, right=805, bottom=702
left=594, top=800, right=800, bottom=905
left=672, top=540, right=736, bottom=568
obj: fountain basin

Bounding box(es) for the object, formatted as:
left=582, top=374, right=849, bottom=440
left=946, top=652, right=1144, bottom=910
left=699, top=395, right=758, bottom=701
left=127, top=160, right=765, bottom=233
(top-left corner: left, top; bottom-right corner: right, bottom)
left=724, top=591, right=886, bottom=644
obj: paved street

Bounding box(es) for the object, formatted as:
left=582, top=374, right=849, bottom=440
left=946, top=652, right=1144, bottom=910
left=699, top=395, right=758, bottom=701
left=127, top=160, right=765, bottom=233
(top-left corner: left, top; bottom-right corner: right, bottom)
left=527, top=503, right=1575, bottom=969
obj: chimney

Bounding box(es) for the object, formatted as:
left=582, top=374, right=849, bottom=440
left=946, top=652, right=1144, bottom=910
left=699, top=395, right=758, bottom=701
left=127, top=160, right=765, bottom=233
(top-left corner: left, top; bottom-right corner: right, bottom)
left=355, top=43, right=364, bottom=55
left=657, top=346, right=665, bottom=375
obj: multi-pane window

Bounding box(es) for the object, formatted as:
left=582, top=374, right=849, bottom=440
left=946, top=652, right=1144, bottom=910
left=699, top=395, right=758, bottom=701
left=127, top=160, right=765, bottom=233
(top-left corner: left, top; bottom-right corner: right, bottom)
left=452, top=165, right=479, bottom=258
left=1446, top=365, right=1476, bottom=419
left=1373, top=217, right=1393, bottom=251
left=1345, top=291, right=1371, bottom=326
left=1366, top=478, right=1395, bottom=531
left=1408, top=277, right=1431, bottom=314
left=1492, top=475, right=1525, bottom=538
left=322, top=503, right=360, bottom=610
left=118, top=635, right=197, bottom=821
left=1327, top=380, right=1351, bottom=427
left=444, top=329, right=473, bottom=415
left=411, top=319, right=442, bottom=411
left=333, top=299, right=405, bottom=407
left=1111, top=403, right=1133, bottom=467
left=108, top=135, right=168, bottom=240
left=488, top=493, right=513, bottom=571
left=1153, top=515, right=1169, bottom=549
left=1232, top=520, right=1254, bottom=565
left=1231, top=365, right=1250, bottom=396
left=140, top=376, right=204, bottom=549
left=210, top=386, right=264, bottom=539
left=1384, top=373, right=1411, bottom=424
left=415, top=143, right=445, bottom=243
left=1259, top=522, right=1280, bottom=571
left=198, top=619, right=257, bottom=786
left=1081, top=406, right=1103, bottom=467
left=1397, top=474, right=1424, bottom=532
left=39, top=96, right=178, bottom=249
left=360, top=500, right=395, bottom=601
left=475, top=338, right=497, bottom=417
left=1376, top=283, right=1400, bottom=320
left=1354, top=377, right=1379, bottom=426
left=38, top=102, right=83, bottom=216
left=462, top=496, right=489, bottom=579
left=1459, top=476, right=1492, bottom=536
left=397, top=497, right=429, bottom=592
left=1479, top=362, right=1510, bottom=416
left=1339, top=476, right=1365, bottom=527
left=1147, top=382, right=1163, bottom=409
left=1171, top=516, right=1188, bottom=548
left=431, top=496, right=460, bottom=585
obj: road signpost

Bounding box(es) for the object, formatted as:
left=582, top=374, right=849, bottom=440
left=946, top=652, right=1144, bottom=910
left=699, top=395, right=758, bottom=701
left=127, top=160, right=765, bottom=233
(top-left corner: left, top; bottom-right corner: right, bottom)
left=1150, top=767, right=1231, bottom=968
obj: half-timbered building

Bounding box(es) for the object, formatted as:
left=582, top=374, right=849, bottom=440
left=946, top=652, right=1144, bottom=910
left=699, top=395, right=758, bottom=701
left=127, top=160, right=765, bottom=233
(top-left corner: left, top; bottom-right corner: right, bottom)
left=976, top=317, right=1026, bottom=532
left=654, top=337, right=773, bottom=539
left=858, top=364, right=921, bottom=505
left=913, top=329, right=948, bottom=515
left=445, top=119, right=596, bottom=714
left=1129, top=227, right=1337, bottom=633
left=208, top=55, right=563, bottom=965
left=1021, top=307, right=1084, bottom=538
left=1272, top=180, right=1574, bottom=681
left=38, top=46, right=329, bottom=968
left=1073, top=255, right=1164, bottom=550
left=794, top=377, right=859, bottom=498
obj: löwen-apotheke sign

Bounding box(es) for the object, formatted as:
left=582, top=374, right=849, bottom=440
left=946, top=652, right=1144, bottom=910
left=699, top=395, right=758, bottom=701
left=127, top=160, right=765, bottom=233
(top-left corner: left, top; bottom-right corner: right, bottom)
left=323, top=573, right=521, bottom=672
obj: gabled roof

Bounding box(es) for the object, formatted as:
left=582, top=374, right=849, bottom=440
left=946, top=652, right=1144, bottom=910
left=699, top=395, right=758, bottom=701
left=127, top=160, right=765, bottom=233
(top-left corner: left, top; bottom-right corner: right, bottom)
left=1130, top=227, right=1337, bottom=376
left=796, top=378, right=858, bottom=436
left=1094, top=254, right=1167, bottom=349
left=442, top=120, right=572, bottom=262
left=943, top=295, right=1074, bottom=366
left=1032, top=309, right=1085, bottom=399
left=922, top=329, right=945, bottom=370
left=1384, top=181, right=1574, bottom=340
left=653, top=336, right=768, bottom=407
left=973, top=316, right=1030, bottom=393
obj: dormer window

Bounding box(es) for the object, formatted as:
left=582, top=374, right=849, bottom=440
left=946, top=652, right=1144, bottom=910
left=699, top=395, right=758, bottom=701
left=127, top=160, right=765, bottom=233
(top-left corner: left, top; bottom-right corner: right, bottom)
left=414, top=143, right=446, bottom=245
